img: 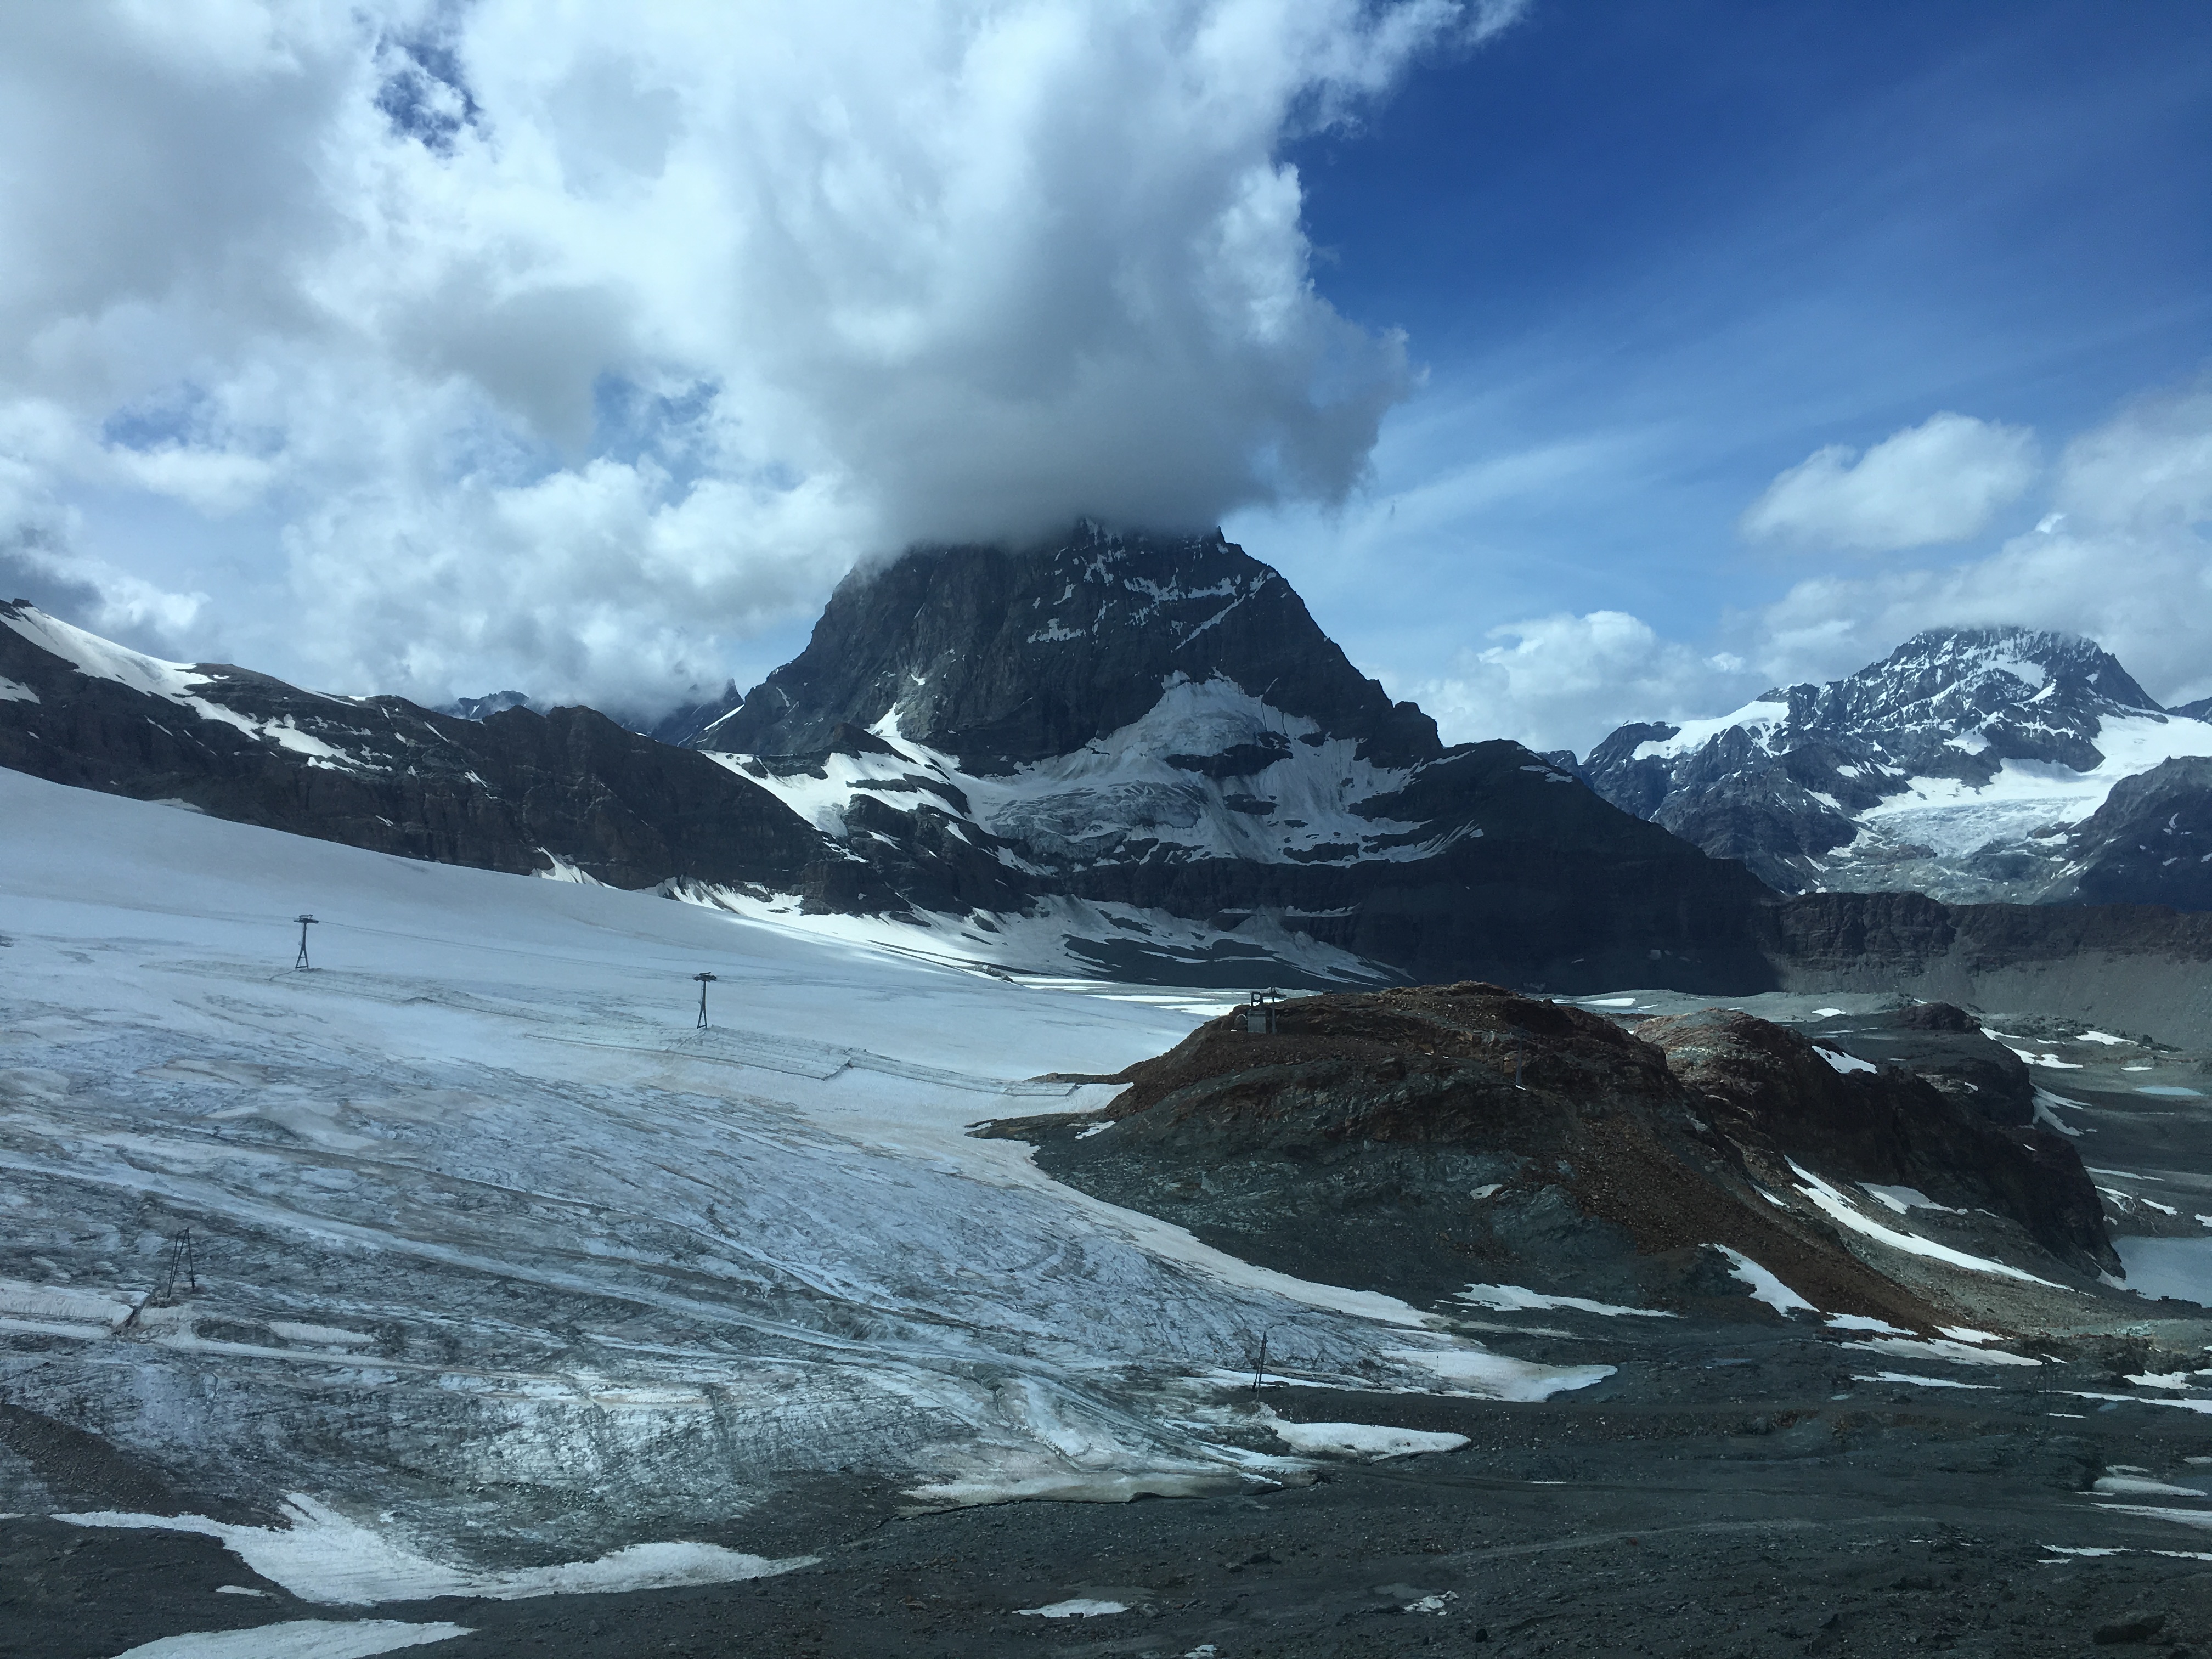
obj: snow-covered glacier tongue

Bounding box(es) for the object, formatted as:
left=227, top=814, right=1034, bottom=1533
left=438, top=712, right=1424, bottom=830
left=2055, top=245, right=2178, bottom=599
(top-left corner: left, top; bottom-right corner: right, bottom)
left=0, top=767, right=1616, bottom=1605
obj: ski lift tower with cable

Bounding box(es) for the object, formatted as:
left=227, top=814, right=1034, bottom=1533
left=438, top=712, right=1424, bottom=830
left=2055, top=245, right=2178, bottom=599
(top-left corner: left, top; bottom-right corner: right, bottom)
left=693, top=972, right=718, bottom=1029
left=293, top=914, right=318, bottom=970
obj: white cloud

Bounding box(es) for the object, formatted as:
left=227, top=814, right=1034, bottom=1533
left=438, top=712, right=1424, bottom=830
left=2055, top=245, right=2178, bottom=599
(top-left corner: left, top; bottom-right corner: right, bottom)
left=1738, top=410, right=2039, bottom=554
left=2055, top=380, right=2212, bottom=532
left=1413, top=382, right=2212, bottom=752
left=1410, top=610, right=1760, bottom=755
left=0, top=0, right=1523, bottom=708
left=1748, top=381, right=2212, bottom=707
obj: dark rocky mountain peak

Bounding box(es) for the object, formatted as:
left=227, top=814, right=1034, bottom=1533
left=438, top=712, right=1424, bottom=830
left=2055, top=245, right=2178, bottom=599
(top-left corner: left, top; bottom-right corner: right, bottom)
left=1796, top=625, right=2157, bottom=759
left=441, top=689, right=539, bottom=721
left=698, top=522, right=1440, bottom=772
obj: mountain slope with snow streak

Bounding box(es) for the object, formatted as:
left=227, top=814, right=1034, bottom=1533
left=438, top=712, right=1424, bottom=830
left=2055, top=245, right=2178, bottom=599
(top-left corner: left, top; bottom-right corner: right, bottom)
left=0, top=599, right=833, bottom=892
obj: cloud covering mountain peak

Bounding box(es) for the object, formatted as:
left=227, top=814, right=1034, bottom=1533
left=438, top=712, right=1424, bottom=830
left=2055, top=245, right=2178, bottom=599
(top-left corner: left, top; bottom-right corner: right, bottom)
left=0, top=0, right=1521, bottom=714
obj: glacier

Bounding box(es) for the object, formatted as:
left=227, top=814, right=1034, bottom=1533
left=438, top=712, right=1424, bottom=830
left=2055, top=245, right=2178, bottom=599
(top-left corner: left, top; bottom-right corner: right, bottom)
left=0, top=767, right=1606, bottom=1596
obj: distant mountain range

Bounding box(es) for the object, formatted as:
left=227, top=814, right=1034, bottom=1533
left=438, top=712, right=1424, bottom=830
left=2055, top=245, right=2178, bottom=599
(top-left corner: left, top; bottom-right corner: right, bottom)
left=6, top=528, right=2211, bottom=1039
left=1575, top=627, right=2212, bottom=912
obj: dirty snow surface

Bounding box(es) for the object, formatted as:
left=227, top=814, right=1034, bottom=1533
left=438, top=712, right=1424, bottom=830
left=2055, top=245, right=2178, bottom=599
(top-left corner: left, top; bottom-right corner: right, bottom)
left=0, top=769, right=1604, bottom=1595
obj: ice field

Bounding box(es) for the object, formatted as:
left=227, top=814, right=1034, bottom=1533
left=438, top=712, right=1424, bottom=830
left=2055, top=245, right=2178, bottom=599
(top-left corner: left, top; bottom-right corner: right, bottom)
left=0, top=769, right=1605, bottom=1598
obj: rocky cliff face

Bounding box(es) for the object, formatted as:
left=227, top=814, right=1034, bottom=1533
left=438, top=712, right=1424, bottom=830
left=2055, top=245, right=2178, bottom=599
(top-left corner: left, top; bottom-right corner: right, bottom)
left=1637, top=1007, right=2108, bottom=1271
left=2066, top=755, right=2212, bottom=910
left=1577, top=627, right=2212, bottom=907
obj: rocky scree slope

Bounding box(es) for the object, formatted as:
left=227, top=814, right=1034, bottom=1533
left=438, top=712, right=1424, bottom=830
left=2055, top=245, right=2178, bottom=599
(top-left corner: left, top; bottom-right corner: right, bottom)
left=1577, top=626, right=2212, bottom=907
left=989, top=983, right=2111, bottom=1327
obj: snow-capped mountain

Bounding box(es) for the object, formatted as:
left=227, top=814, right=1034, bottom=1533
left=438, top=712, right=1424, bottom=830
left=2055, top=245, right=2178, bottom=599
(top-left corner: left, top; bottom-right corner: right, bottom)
left=1577, top=627, right=2212, bottom=907
left=10, top=551, right=2211, bottom=1008
left=670, top=524, right=1777, bottom=988
left=0, top=533, right=1778, bottom=992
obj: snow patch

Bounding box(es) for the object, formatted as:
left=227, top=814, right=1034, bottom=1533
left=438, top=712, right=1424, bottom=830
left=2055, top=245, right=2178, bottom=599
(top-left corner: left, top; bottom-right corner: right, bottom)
left=1814, top=1046, right=1876, bottom=1075
left=1018, top=1598, right=1127, bottom=1618
left=1713, top=1245, right=1815, bottom=1315
left=1455, top=1284, right=1676, bottom=1318
left=1790, top=1162, right=2063, bottom=1286
left=2095, top=1475, right=2209, bottom=1497
left=2074, top=1395, right=2212, bottom=1417
left=2095, top=1503, right=2212, bottom=1527
left=2034, top=1087, right=2087, bottom=1136
left=1265, top=1413, right=1469, bottom=1460
left=1843, top=1336, right=2040, bottom=1368
left=1860, top=1184, right=1959, bottom=1215
left=109, top=1622, right=473, bottom=1659
left=1384, top=1346, right=1615, bottom=1401
left=1630, top=699, right=1791, bottom=763
left=58, top=1497, right=816, bottom=1605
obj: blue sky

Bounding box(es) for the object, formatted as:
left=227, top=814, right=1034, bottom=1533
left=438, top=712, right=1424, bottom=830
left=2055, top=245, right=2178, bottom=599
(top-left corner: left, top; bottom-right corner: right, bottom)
left=2, top=2, right=2208, bottom=749
left=1233, top=0, right=2212, bottom=745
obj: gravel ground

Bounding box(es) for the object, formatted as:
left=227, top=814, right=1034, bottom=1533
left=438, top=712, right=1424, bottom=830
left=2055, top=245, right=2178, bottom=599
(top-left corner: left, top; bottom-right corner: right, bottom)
left=14, top=1352, right=2212, bottom=1659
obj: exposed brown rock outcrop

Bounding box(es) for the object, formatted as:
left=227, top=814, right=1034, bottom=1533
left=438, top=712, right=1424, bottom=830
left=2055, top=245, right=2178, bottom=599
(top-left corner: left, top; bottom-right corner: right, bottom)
left=993, top=983, right=2114, bottom=1325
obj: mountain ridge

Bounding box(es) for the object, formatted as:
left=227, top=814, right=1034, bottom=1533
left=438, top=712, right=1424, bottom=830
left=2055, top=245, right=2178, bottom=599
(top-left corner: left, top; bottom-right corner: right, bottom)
left=1577, top=624, right=2212, bottom=908
left=8, top=534, right=2212, bottom=1041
